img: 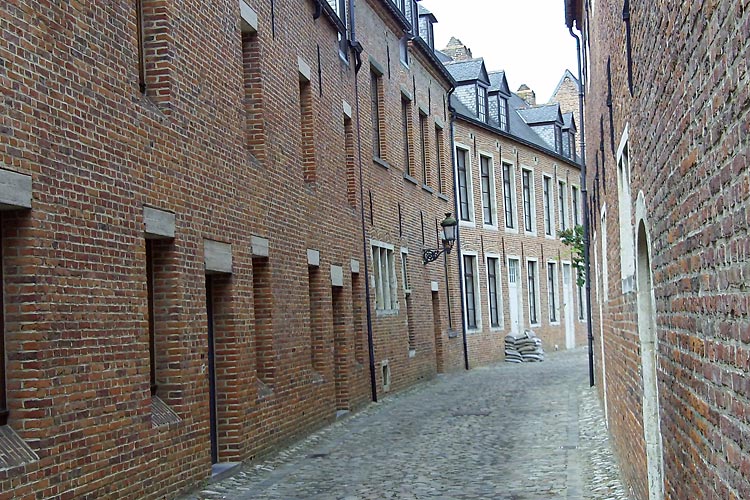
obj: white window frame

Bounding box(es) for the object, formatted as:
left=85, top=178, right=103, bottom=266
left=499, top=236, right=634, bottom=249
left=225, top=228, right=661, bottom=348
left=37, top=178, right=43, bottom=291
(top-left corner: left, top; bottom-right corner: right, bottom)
left=371, top=240, right=399, bottom=313
left=526, top=258, right=541, bottom=326
left=521, top=166, right=536, bottom=235
left=501, top=160, right=518, bottom=234
left=400, top=247, right=410, bottom=295
left=601, top=206, right=609, bottom=302
left=485, top=253, right=504, bottom=330
left=547, top=260, right=560, bottom=324
left=455, top=143, right=475, bottom=225
left=479, top=152, right=498, bottom=230
left=543, top=174, right=555, bottom=238
left=462, top=251, right=482, bottom=331
left=558, top=179, right=568, bottom=233
left=617, top=125, right=635, bottom=293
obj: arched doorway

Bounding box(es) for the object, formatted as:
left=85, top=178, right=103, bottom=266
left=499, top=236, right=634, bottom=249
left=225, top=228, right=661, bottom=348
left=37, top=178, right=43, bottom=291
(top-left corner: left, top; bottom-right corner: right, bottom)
left=636, top=221, right=664, bottom=500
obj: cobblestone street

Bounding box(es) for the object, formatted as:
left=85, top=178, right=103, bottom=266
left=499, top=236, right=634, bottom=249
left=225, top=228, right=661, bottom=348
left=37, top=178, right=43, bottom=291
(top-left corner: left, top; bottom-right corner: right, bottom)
left=180, top=348, right=631, bottom=500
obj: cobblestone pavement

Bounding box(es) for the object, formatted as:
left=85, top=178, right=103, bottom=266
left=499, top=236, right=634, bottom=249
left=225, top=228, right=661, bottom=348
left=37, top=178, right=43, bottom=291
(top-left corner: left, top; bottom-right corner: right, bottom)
left=179, top=348, right=632, bottom=500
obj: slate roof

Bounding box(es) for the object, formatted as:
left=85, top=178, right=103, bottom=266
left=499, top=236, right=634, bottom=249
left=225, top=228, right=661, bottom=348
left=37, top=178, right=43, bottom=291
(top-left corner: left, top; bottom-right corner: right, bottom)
left=516, top=104, right=562, bottom=125
left=434, top=50, right=453, bottom=63
left=562, top=112, right=576, bottom=131
left=488, top=71, right=510, bottom=95
left=444, top=59, right=489, bottom=85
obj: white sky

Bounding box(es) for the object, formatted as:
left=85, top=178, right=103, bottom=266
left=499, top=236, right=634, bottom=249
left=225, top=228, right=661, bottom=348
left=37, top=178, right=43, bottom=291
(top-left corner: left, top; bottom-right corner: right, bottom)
left=420, top=0, right=578, bottom=103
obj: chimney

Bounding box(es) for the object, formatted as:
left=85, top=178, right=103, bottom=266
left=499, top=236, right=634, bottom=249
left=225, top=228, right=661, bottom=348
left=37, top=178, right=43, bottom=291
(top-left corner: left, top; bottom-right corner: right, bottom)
left=517, top=84, right=536, bottom=106
left=442, top=36, right=473, bottom=62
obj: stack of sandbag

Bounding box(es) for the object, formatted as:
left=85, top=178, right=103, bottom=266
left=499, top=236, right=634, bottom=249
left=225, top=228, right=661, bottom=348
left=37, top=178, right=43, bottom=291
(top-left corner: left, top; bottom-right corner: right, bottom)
left=504, top=330, right=545, bottom=363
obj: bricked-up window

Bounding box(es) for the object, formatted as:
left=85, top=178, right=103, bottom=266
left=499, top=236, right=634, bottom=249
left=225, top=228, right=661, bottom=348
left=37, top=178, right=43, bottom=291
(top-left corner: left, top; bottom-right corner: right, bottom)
left=457, top=148, right=472, bottom=222
left=577, top=278, right=586, bottom=321
left=617, top=141, right=635, bottom=289
left=601, top=208, right=609, bottom=302
left=0, top=223, right=5, bottom=426
left=547, top=262, right=559, bottom=323
left=527, top=260, right=539, bottom=325
left=477, top=86, right=487, bottom=123
left=401, top=97, right=412, bottom=174
left=370, top=70, right=384, bottom=160
left=372, top=243, right=398, bottom=311
left=435, top=126, right=444, bottom=193
left=463, top=255, right=479, bottom=329
left=480, top=155, right=495, bottom=226
left=145, top=241, right=158, bottom=395
left=498, top=96, right=508, bottom=131
left=572, top=186, right=580, bottom=226
left=300, top=77, right=316, bottom=183
left=558, top=180, right=568, bottom=232
left=242, top=29, right=266, bottom=162
left=137, top=0, right=174, bottom=112
left=344, top=116, right=356, bottom=207
left=522, top=169, right=534, bottom=233
left=402, top=250, right=416, bottom=353
left=352, top=273, right=365, bottom=364
left=253, top=258, right=275, bottom=384
left=419, top=112, right=429, bottom=185
left=502, top=162, right=515, bottom=229
left=543, top=176, right=553, bottom=236
left=486, top=257, right=501, bottom=328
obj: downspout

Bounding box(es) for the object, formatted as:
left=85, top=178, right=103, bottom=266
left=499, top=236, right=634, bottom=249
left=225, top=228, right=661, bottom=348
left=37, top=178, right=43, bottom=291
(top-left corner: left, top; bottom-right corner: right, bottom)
left=349, top=0, right=377, bottom=401
left=569, top=25, right=594, bottom=387
left=448, top=95, right=469, bottom=371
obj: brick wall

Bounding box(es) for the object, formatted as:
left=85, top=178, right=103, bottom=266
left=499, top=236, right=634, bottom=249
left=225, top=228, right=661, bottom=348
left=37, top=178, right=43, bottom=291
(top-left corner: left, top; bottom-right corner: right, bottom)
left=0, top=0, right=461, bottom=498
left=583, top=1, right=750, bottom=499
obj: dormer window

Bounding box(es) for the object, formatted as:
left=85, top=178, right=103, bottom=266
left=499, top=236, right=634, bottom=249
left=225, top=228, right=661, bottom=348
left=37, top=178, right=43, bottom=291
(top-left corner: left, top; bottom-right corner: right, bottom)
left=569, top=132, right=576, bottom=160
left=554, top=125, right=563, bottom=153
left=477, top=86, right=487, bottom=123
left=498, top=96, right=508, bottom=131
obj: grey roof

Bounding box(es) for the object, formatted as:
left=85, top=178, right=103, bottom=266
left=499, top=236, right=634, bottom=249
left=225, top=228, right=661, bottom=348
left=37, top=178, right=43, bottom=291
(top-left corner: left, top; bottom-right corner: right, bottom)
left=434, top=50, right=453, bottom=63
left=516, top=104, right=562, bottom=125
left=488, top=71, right=510, bottom=95
left=418, top=4, right=437, bottom=20
left=562, top=112, right=576, bottom=131
left=444, top=58, right=489, bottom=85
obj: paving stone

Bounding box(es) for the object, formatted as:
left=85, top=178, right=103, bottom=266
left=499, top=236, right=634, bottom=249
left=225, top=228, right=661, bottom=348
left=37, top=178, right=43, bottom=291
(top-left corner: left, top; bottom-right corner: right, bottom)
left=178, top=348, right=631, bottom=500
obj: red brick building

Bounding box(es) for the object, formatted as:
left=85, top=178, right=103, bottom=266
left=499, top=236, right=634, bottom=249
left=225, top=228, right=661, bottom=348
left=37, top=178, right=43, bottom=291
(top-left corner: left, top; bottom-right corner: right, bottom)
left=566, top=0, right=750, bottom=498
left=0, top=0, right=461, bottom=498
left=441, top=40, right=586, bottom=364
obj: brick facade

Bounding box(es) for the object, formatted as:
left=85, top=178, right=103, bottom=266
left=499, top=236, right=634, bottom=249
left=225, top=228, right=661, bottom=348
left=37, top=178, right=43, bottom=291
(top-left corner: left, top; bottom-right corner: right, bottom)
left=0, top=0, right=461, bottom=498
left=569, top=0, right=750, bottom=498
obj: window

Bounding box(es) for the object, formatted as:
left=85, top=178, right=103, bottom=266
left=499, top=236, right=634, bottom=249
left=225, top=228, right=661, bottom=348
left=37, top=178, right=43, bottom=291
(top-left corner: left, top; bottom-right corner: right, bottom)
left=399, top=36, right=409, bottom=66
left=477, top=86, right=487, bottom=122
left=299, top=76, right=315, bottom=183
left=527, top=260, right=539, bottom=325
left=572, top=186, right=580, bottom=226
left=435, top=126, right=444, bottom=193
left=463, top=255, right=479, bottom=329
left=487, top=257, right=502, bottom=328
left=543, top=176, right=553, bottom=236
left=401, top=97, right=412, bottom=174
left=419, top=112, right=428, bottom=185
left=547, top=262, right=559, bottom=323
left=401, top=250, right=411, bottom=293
left=522, top=169, right=534, bottom=233
left=457, top=147, right=472, bottom=222
left=480, top=155, right=495, bottom=226
left=370, top=70, right=383, bottom=159
left=372, top=242, right=398, bottom=311
left=331, top=0, right=349, bottom=58
left=569, top=132, right=576, bottom=161
left=498, top=96, right=508, bottom=131
left=555, top=125, right=563, bottom=153
left=502, top=162, right=515, bottom=229
left=558, top=180, right=568, bottom=232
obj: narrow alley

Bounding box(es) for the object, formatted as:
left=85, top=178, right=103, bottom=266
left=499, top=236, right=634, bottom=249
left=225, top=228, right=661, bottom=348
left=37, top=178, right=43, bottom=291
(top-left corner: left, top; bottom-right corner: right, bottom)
left=180, top=349, right=629, bottom=500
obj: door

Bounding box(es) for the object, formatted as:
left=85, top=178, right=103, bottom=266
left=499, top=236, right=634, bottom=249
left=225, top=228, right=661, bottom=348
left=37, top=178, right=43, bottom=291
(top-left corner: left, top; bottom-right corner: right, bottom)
left=206, top=278, right=218, bottom=464
left=563, top=263, right=575, bottom=349
left=507, top=259, right=522, bottom=334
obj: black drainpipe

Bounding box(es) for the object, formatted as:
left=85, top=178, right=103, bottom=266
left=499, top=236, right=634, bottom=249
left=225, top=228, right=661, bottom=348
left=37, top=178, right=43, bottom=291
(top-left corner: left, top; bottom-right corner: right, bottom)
left=447, top=94, right=469, bottom=371
left=349, top=0, right=377, bottom=401
left=568, top=26, right=594, bottom=387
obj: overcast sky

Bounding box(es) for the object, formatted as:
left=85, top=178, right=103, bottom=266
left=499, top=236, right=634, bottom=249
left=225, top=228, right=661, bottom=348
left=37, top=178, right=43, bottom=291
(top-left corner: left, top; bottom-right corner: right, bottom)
left=420, top=0, right=578, bottom=103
